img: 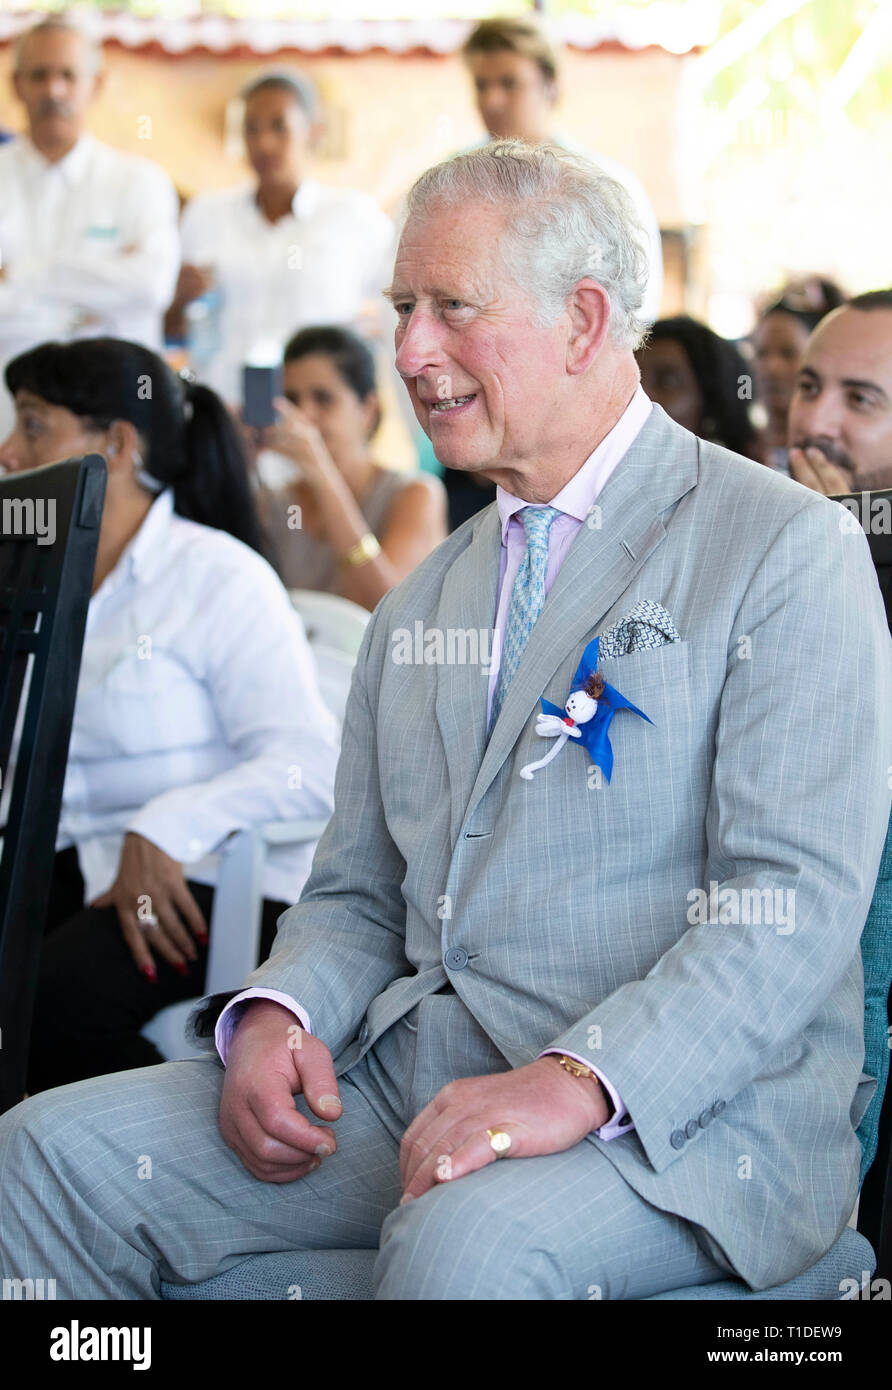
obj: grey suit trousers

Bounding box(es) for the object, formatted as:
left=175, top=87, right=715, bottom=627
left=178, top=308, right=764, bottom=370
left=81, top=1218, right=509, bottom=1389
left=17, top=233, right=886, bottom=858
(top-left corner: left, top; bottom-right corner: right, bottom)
left=0, top=994, right=727, bottom=1300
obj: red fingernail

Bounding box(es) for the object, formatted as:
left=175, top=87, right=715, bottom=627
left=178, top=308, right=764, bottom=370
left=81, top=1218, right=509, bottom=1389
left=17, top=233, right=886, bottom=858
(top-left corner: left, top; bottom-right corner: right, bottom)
left=195, top=930, right=208, bottom=945
left=141, top=965, right=157, bottom=983
left=173, top=961, right=189, bottom=977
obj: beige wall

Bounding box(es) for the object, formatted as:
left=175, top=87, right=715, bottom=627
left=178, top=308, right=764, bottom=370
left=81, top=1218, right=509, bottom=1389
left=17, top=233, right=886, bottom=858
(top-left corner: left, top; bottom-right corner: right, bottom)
left=0, top=41, right=686, bottom=468
left=0, top=42, right=686, bottom=228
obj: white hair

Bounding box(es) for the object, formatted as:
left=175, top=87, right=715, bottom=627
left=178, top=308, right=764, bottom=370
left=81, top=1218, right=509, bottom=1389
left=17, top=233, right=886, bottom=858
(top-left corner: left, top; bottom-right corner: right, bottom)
left=14, top=17, right=103, bottom=77
left=405, top=140, right=650, bottom=351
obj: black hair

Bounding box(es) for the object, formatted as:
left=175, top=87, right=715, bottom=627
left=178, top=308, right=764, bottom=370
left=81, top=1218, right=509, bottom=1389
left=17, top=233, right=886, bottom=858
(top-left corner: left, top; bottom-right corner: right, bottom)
left=759, top=277, right=846, bottom=335
left=283, top=324, right=381, bottom=436
left=241, top=70, right=318, bottom=123
left=848, top=288, right=892, bottom=312
left=642, top=316, right=758, bottom=459
left=5, top=338, right=266, bottom=555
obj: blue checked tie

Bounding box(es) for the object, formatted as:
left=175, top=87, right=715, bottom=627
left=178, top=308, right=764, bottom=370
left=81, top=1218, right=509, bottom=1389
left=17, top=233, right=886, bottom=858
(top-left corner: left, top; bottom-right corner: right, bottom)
left=489, top=505, right=561, bottom=733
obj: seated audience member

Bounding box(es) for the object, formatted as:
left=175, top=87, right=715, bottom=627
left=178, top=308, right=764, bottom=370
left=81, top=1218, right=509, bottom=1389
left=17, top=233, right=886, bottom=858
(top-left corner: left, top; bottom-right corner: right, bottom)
left=0, top=338, right=339, bottom=1092
left=254, top=325, right=447, bottom=610
left=751, top=277, right=845, bottom=474
left=636, top=316, right=759, bottom=459
left=0, top=18, right=179, bottom=438
left=166, top=71, right=394, bottom=406
left=787, top=289, right=892, bottom=495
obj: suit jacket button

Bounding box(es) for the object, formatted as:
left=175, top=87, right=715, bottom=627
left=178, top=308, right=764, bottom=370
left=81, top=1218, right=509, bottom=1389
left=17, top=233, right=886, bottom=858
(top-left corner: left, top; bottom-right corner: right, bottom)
left=712, top=1099, right=726, bottom=1117
left=685, top=1119, right=698, bottom=1140
left=698, top=1109, right=713, bottom=1128
left=670, top=1128, right=686, bottom=1150
left=444, top=946, right=469, bottom=971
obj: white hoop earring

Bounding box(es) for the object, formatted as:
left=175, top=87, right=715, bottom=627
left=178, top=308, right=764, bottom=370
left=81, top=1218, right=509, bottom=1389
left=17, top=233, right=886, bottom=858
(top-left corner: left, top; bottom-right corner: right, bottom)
left=133, top=451, right=164, bottom=494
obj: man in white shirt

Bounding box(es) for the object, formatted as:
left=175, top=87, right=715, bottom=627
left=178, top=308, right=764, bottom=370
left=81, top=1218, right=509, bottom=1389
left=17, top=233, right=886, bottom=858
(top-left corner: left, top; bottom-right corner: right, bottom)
left=0, top=18, right=180, bottom=435
left=168, top=70, right=395, bottom=406
left=441, top=15, right=665, bottom=530
left=462, top=16, right=663, bottom=322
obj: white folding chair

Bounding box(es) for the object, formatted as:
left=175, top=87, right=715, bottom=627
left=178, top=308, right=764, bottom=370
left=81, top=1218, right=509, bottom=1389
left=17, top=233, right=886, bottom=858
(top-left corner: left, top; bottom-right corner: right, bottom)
left=139, top=818, right=328, bottom=1061
left=141, top=592, right=368, bottom=1060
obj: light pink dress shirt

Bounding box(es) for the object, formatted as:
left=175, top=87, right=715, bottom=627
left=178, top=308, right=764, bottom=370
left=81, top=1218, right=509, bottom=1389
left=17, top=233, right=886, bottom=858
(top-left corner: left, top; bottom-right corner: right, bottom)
left=218, top=388, right=653, bottom=1141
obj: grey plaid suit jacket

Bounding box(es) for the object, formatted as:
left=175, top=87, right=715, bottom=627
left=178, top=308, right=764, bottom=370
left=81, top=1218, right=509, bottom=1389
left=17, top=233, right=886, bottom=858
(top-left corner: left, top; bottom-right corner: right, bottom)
left=243, top=404, right=892, bottom=1291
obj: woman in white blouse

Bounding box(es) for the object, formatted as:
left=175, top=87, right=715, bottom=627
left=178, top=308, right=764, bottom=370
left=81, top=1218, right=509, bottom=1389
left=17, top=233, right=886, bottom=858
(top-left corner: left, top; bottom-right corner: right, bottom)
left=0, top=337, right=340, bottom=1091
left=165, top=70, right=395, bottom=406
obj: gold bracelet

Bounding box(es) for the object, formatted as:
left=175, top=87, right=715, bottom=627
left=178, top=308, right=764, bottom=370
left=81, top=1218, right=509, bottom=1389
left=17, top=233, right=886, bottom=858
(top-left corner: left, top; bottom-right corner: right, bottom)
left=555, top=1053, right=615, bottom=1120
left=343, top=532, right=381, bottom=568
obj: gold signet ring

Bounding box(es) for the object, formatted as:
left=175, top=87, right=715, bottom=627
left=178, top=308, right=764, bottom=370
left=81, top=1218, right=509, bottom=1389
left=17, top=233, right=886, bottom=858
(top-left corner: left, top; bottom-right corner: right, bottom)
left=487, top=1128, right=512, bottom=1157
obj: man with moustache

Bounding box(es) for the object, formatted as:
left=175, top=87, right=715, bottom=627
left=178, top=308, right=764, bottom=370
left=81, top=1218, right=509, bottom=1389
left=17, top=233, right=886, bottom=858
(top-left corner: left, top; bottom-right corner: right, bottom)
left=0, top=17, right=179, bottom=435
left=788, top=290, right=892, bottom=495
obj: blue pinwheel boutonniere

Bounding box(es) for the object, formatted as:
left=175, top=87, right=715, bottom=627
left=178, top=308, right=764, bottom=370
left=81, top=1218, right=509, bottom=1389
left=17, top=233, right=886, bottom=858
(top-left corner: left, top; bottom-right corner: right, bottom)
left=519, top=634, right=651, bottom=783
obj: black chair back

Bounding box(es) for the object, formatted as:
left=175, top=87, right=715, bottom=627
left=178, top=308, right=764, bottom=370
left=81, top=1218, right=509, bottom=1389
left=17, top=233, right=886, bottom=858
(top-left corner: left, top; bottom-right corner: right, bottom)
left=0, top=456, right=105, bottom=1112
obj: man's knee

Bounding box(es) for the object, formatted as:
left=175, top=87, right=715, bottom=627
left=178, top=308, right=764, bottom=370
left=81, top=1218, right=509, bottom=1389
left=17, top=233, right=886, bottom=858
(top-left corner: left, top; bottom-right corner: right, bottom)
left=0, top=1084, right=76, bottom=1159
left=374, top=1168, right=567, bottom=1300
left=1, top=1058, right=221, bottom=1174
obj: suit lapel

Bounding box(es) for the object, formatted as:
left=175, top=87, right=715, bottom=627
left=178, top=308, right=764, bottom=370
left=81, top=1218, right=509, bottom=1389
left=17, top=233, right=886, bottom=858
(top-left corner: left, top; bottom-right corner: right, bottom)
left=461, top=406, right=701, bottom=824
left=434, top=504, right=502, bottom=844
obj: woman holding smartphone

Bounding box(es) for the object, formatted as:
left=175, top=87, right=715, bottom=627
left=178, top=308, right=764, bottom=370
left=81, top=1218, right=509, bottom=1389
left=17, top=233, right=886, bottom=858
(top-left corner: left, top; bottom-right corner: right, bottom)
left=255, top=325, right=448, bottom=611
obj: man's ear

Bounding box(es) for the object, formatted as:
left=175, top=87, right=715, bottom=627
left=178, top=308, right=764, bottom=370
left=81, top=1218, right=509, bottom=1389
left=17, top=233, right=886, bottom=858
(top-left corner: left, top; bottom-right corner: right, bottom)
left=306, top=117, right=325, bottom=152
left=565, top=278, right=611, bottom=375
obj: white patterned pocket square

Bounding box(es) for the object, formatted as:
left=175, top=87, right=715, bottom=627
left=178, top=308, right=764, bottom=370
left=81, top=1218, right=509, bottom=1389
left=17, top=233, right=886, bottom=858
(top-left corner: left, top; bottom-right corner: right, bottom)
left=598, top=600, right=681, bottom=659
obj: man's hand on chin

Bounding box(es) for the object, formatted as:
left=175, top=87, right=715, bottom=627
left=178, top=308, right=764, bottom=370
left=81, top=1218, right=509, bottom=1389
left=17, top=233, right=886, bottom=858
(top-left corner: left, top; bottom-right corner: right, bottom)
left=398, top=1055, right=608, bottom=1202
left=218, top=999, right=342, bottom=1183
left=789, top=443, right=857, bottom=495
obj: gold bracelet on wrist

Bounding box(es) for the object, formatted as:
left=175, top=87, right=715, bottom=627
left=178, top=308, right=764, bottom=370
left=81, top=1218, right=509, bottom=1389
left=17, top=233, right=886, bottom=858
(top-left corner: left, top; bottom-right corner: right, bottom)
left=343, top=532, right=381, bottom=568
left=554, top=1053, right=615, bottom=1120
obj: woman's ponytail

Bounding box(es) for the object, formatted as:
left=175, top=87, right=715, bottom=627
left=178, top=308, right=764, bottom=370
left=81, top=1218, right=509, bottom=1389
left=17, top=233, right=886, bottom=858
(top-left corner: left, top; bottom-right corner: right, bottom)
left=175, top=379, right=266, bottom=557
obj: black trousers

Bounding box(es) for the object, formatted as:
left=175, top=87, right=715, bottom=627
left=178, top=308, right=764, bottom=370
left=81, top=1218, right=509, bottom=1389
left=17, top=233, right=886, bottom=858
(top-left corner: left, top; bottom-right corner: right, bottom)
left=26, top=847, right=290, bottom=1094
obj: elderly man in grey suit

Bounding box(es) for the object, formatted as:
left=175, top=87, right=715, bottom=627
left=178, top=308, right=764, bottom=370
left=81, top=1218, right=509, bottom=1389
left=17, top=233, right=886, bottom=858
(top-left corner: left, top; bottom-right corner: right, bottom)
left=1, top=142, right=890, bottom=1301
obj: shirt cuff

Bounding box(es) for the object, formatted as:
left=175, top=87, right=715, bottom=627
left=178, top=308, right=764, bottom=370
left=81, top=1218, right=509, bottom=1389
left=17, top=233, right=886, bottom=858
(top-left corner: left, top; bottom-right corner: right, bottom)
left=215, top=988, right=312, bottom=1065
left=538, top=1049, right=635, bottom=1140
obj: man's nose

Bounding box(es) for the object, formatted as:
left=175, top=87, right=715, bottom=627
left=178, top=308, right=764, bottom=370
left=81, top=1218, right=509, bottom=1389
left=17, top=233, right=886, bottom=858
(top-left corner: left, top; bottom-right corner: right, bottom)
left=394, top=308, right=444, bottom=381
left=795, top=390, right=844, bottom=442
left=479, top=88, right=505, bottom=117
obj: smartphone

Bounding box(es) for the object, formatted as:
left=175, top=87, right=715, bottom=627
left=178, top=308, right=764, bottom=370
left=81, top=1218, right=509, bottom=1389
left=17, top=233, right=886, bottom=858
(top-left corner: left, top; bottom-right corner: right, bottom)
left=242, top=364, right=283, bottom=429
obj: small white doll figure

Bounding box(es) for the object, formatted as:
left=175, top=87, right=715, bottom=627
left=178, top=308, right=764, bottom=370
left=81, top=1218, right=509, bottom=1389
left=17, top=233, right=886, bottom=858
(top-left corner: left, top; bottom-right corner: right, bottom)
left=520, top=672, right=605, bottom=780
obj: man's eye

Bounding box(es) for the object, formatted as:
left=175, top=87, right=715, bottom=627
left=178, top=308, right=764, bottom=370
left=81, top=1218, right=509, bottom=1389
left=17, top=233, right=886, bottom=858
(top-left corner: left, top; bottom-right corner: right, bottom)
left=394, top=303, right=413, bottom=318
left=847, top=391, right=875, bottom=412
left=21, top=416, right=43, bottom=439
left=443, top=300, right=466, bottom=312
left=796, top=379, right=818, bottom=398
